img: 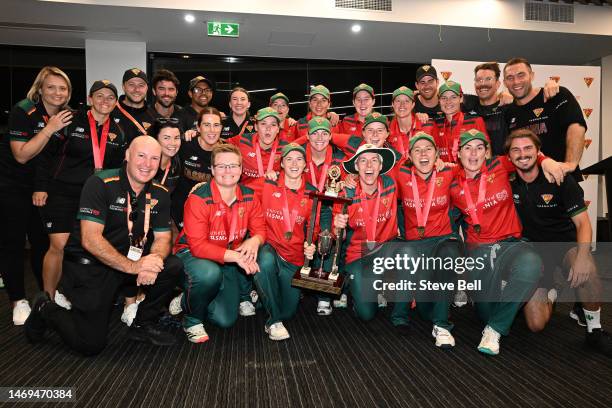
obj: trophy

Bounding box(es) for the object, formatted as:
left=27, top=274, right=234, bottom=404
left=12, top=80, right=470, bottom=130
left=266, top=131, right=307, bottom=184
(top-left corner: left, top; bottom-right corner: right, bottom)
left=292, top=165, right=351, bottom=295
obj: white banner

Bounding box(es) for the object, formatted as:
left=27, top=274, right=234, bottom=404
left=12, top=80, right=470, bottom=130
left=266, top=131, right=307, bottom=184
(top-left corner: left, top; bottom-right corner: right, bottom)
left=432, top=59, right=600, bottom=239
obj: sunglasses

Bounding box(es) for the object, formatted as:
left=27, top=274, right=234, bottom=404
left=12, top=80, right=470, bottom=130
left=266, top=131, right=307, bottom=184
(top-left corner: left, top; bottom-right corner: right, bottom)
left=157, top=117, right=180, bottom=125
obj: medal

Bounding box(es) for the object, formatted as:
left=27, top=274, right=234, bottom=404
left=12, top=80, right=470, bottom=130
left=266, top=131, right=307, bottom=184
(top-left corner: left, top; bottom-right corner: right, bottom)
left=417, top=226, right=425, bottom=239
left=284, top=231, right=293, bottom=241
left=360, top=179, right=382, bottom=252
left=462, top=170, right=487, bottom=237
left=474, top=224, right=481, bottom=234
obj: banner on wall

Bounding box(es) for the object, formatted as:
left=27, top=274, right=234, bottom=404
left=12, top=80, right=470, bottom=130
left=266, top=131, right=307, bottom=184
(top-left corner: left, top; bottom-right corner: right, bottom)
left=432, top=59, right=601, bottom=240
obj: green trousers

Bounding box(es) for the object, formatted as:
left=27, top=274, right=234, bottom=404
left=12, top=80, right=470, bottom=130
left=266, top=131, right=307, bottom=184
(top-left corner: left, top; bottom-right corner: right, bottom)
left=467, top=239, right=542, bottom=336
left=253, top=245, right=301, bottom=326
left=177, top=246, right=275, bottom=329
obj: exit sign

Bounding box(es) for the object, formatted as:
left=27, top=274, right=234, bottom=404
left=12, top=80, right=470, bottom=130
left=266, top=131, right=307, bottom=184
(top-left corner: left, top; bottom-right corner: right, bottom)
left=207, top=22, right=239, bottom=37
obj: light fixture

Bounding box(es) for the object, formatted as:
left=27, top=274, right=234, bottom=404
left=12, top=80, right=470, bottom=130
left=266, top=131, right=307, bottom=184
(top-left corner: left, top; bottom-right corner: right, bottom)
left=182, top=55, right=190, bottom=59
left=351, top=24, right=361, bottom=33
left=184, top=14, right=195, bottom=23
left=226, top=57, right=237, bottom=63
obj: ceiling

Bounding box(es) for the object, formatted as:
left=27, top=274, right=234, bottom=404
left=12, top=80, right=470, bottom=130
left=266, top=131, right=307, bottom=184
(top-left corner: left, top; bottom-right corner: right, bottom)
left=2, top=0, right=612, bottom=65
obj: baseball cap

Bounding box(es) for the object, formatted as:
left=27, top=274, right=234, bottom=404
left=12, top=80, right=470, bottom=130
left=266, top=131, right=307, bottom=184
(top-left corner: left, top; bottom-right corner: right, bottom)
left=189, top=76, right=214, bottom=91
left=459, top=129, right=489, bottom=147
left=122, top=68, right=148, bottom=84
left=89, top=80, right=118, bottom=98
left=415, top=65, right=438, bottom=82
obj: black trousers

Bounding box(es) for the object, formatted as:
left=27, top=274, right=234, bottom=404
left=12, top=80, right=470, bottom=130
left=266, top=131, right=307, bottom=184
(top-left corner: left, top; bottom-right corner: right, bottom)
left=42, top=255, right=182, bottom=356
left=0, top=190, right=48, bottom=302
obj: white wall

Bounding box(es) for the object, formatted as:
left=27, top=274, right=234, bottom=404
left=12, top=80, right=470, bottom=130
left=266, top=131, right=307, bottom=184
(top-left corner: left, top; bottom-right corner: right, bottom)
left=85, top=39, right=147, bottom=97
left=47, top=0, right=612, bottom=36
left=600, top=54, right=612, bottom=218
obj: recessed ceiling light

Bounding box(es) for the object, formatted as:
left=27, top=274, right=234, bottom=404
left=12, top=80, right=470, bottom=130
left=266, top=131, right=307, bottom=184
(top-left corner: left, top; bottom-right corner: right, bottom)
left=182, top=55, right=190, bottom=59
left=351, top=24, right=361, bottom=33
left=184, top=14, right=195, bottom=23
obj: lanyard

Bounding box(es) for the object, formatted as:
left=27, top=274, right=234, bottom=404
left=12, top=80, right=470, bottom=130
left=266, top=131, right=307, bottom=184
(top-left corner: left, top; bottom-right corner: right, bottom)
left=360, top=179, right=382, bottom=244
left=160, top=162, right=171, bottom=185
left=255, top=138, right=278, bottom=177
left=87, top=111, right=110, bottom=171
left=237, top=119, right=250, bottom=137
left=222, top=200, right=240, bottom=246
left=446, top=112, right=464, bottom=162
left=462, top=171, right=487, bottom=234
left=411, top=170, right=437, bottom=239
left=115, top=103, right=147, bottom=135
left=126, top=192, right=151, bottom=247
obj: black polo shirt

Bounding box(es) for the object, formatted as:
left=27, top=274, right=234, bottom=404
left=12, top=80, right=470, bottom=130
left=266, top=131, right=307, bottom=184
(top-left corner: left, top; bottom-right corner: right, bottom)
left=0, top=99, right=63, bottom=193
left=40, top=108, right=127, bottom=197
left=470, top=100, right=509, bottom=156
left=65, top=165, right=171, bottom=261
left=220, top=115, right=256, bottom=140
left=111, top=96, right=156, bottom=144
left=510, top=169, right=586, bottom=242
left=177, top=105, right=199, bottom=133
left=146, top=104, right=184, bottom=123
left=153, top=155, right=181, bottom=195
left=505, top=87, right=587, bottom=180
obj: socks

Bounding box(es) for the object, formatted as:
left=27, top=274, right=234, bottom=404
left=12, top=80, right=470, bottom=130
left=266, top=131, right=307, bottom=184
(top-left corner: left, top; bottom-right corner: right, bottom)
left=583, top=308, right=602, bottom=333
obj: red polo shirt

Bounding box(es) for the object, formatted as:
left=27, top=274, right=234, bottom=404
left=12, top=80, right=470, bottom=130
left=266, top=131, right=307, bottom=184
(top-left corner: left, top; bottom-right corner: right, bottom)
left=388, top=114, right=434, bottom=159
left=174, top=181, right=266, bottom=263
left=433, top=112, right=489, bottom=163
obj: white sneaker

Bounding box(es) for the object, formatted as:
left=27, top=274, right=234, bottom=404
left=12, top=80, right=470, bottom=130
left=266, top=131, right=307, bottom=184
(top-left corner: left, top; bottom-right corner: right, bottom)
left=121, top=303, right=139, bottom=327
left=333, top=294, right=348, bottom=308
left=453, top=290, right=468, bottom=307
left=184, top=323, right=209, bottom=343
left=478, top=325, right=501, bottom=355
left=432, top=325, right=455, bottom=348
left=317, top=300, right=332, bottom=316
left=547, top=288, right=558, bottom=304
left=169, top=293, right=183, bottom=316
left=239, top=301, right=256, bottom=317
left=265, top=322, right=290, bottom=341
left=54, top=290, right=72, bottom=310
left=13, top=299, right=31, bottom=326
left=377, top=294, right=388, bottom=308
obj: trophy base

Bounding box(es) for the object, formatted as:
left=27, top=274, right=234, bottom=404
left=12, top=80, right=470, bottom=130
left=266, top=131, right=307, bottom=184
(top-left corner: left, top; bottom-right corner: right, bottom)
left=291, top=269, right=344, bottom=295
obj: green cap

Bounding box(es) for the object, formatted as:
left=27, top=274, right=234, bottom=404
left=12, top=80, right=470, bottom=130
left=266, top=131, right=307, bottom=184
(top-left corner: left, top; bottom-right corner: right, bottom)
left=438, top=80, right=462, bottom=96
left=255, top=107, right=281, bottom=122
left=281, top=142, right=306, bottom=159
left=353, top=83, right=374, bottom=98
left=392, top=86, right=414, bottom=101
left=363, top=112, right=389, bottom=130
left=459, top=129, right=489, bottom=147
left=269, top=92, right=289, bottom=105
left=409, top=132, right=436, bottom=150
left=308, top=116, right=331, bottom=134
left=309, top=85, right=330, bottom=100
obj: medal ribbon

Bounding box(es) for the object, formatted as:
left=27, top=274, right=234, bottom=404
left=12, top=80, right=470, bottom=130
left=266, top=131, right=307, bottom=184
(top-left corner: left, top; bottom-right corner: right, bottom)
left=360, top=179, right=382, bottom=244
left=411, top=170, right=437, bottom=234
left=462, top=171, right=487, bottom=231
left=281, top=177, right=303, bottom=238
left=307, top=146, right=332, bottom=192
left=448, top=112, right=464, bottom=162
left=87, top=110, right=110, bottom=170
left=255, top=138, right=278, bottom=177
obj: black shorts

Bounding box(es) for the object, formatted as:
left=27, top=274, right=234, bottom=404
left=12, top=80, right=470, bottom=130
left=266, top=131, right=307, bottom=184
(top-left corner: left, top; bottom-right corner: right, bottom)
left=40, top=192, right=79, bottom=234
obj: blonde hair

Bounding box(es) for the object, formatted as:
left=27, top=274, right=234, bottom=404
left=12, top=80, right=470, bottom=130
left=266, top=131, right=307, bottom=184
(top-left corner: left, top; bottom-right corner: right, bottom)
left=26, top=66, right=72, bottom=107
left=211, top=143, right=242, bottom=166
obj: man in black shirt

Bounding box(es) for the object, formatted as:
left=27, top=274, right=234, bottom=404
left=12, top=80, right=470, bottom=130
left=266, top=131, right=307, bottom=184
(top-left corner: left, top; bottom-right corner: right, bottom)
left=508, top=129, right=611, bottom=356
left=112, top=68, right=156, bottom=144
left=148, top=69, right=183, bottom=121
left=25, top=136, right=182, bottom=355
left=504, top=57, right=586, bottom=181
left=413, top=65, right=443, bottom=118
left=179, top=75, right=216, bottom=134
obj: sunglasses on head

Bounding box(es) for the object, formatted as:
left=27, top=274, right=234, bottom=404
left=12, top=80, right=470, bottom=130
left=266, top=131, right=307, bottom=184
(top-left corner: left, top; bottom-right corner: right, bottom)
left=157, top=117, right=180, bottom=125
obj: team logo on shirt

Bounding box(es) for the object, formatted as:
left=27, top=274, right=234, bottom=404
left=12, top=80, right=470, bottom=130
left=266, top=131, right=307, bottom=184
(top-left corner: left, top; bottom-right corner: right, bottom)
left=143, top=122, right=152, bottom=130
left=300, top=198, right=307, bottom=207
left=107, top=133, right=117, bottom=141
left=541, top=194, right=553, bottom=205
left=487, top=174, right=495, bottom=184
left=435, top=177, right=443, bottom=187
left=584, top=77, right=594, bottom=87
left=382, top=197, right=389, bottom=207
left=583, top=108, right=593, bottom=118
left=238, top=207, right=245, bottom=218
left=549, top=76, right=560, bottom=83
left=532, top=108, right=544, bottom=118
left=247, top=125, right=254, bottom=132
left=441, top=71, right=452, bottom=81
left=150, top=199, right=158, bottom=209
left=585, top=139, right=592, bottom=149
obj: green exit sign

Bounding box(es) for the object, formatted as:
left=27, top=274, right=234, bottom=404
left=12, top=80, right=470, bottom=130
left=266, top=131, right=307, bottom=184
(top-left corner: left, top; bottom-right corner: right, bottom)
left=207, top=22, right=239, bottom=37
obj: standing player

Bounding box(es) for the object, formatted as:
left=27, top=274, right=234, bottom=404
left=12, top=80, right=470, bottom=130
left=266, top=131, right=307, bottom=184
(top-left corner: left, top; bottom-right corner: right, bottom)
left=504, top=57, right=586, bottom=180
left=338, top=83, right=375, bottom=135
left=149, top=69, right=183, bottom=120
left=112, top=68, right=156, bottom=144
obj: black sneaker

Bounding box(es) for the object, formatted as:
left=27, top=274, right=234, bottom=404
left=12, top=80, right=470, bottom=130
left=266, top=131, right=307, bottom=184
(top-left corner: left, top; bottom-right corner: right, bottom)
left=585, top=328, right=612, bottom=357
left=24, top=292, right=51, bottom=344
left=569, top=302, right=587, bottom=327
left=394, top=322, right=412, bottom=336
left=128, top=323, right=177, bottom=346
